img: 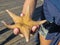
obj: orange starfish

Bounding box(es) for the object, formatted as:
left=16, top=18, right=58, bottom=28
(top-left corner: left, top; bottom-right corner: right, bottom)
left=1, top=6, right=47, bottom=42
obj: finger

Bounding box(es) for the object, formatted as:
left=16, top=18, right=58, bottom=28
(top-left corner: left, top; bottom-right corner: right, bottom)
left=20, top=13, right=24, bottom=17
left=13, top=28, right=20, bottom=35
left=32, top=25, right=39, bottom=32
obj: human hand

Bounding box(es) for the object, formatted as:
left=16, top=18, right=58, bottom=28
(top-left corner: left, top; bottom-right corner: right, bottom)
left=13, top=13, right=39, bottom=35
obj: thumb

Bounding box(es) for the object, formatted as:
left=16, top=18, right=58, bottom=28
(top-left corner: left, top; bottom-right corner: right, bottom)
left=32, top=25, right=39, bottom=32
left=13, top=28, right=20, bottom=35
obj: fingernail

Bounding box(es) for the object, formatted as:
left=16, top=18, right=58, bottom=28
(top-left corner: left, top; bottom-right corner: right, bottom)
left=20, top=13, right=24, bottom=16
left=13, top=28, right=19, bottom=35
left=32, top=26, right=37, bottom=30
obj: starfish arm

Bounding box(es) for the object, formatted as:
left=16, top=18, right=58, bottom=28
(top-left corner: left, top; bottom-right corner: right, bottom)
left=26, top=20, right=47, bottom=27
left=1, top=21, right=16, bottom=29
left=6, top=10, right=22, bottom=23
left=33, top=20, right=47, bottom=25
left=19, top=25, right=30, bottom=42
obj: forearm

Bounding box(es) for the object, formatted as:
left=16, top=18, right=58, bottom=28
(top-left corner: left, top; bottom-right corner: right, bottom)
left=22, top=0, right=37, bottom=15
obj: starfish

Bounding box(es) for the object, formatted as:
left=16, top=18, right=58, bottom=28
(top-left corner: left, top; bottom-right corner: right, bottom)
left=1, top=6, right=47, bottom=42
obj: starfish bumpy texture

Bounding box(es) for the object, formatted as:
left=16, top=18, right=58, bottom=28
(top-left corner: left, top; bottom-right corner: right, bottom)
left=1, top=6, right=47, bottom=42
